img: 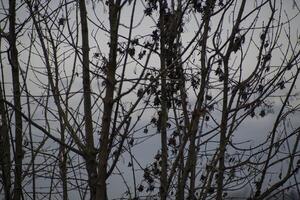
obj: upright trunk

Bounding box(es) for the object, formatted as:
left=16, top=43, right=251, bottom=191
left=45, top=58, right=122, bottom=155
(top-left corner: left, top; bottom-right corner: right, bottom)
left=0, top=80, right=12, bottom=200
left=9, top=1, right=23, bottom=199
left=216, top=2, right=246, bottom=199
left=159, top=1, right=169, bottom=199
left=216, top=63, right=228, bottom=200
left=96, top=1, right=120, bottom=200
left=176, top=68, right=187, bottom=200
left=59, top=118, right=68, bottom=200
left=176, top=1, right=215, bottom=197
left=78, top=1, right=97, bottom=199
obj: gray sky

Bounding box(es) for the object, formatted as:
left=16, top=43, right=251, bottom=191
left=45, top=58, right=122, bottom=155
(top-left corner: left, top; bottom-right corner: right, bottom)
left=1, top=0, right=300, bottom=199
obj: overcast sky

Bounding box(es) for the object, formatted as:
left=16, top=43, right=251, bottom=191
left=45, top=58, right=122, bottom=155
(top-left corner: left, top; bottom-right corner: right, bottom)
left=1, top=0, right=300, bottom=199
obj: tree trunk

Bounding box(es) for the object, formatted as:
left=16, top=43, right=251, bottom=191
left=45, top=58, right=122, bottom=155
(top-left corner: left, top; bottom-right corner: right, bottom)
left=9, top=1, right=23, bottom=199
left=96, top=1, right=120, bottom=200
left=59, top=118, right=68, bottom=200
left=159, top=1, right=169, bottom=199
left=78, top=1, right=98, bottom=199
left=0, top=79, right=12, bottom=200
left=216, top=2, right=246, bottom=199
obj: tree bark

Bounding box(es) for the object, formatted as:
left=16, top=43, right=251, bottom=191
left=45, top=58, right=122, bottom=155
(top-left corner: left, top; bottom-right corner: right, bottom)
left=78, top=1, right=98, bottom=199
left=216, top=1, right=246, bottom=199
left=159, top=1, right=169, bottom=199
left=0, top=79, right=12, bottom=200
left=96, top=1, right=120, bottom=200
left=9, top=1, right=23, bottom=199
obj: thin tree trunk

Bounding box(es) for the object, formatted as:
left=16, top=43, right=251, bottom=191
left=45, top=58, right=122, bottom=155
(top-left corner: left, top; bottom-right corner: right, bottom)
left=59, top=118, right=68, bottom=200
left=78, top=1, right=98, bottom=199
left=9, top=1, right=23, bottom=199
left=176, top=65, right=187, bottom=200
left=216, top=2, right=246, bottom=199
left=216, top=69, right=228, bottom=200
left=176, top=1, right=215, bottom=197
left=0, top=80, right=12, bottom=200
left=159, top=1, right=169, bottom=199
left=97, top=1, right=120, bottom=200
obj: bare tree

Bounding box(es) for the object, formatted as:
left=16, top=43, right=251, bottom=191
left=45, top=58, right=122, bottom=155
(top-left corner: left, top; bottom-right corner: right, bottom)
left=0, top=0, right=300, bottom=200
